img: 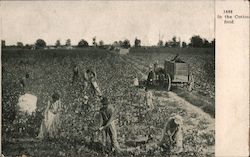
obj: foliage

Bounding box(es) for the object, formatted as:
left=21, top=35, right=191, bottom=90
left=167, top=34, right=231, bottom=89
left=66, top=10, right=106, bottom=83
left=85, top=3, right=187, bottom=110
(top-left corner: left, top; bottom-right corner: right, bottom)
left=78, top=39, right=89, bottom=48
left=211, top=39, right=215, bottom=47
left=121, top=39, right=131, bottom=49
left=24, top=44, right=32, bottom=49
left=93, top=37, right=97, bottom=47
left=164, top=41, right=169, bottom=47
left=182, top=42, right=187, bottom=48
left=66, top=39, right=71, bottom=46
left=189, top=36, right=203, bottom=48
left=17, top=42, right=24, bottom=48
left=55, top=40, right=61, bottom=47
left=134, top=38, right=141, bottom=47
left=157, top=40, right=163, bottom=47
left=2, top=40, right=6, bottom=48
left=170, top=36, right=180, bottom=48
left=35, top=39, right=46, bottom=49
left=189, top=36, right=214, bottom=48
left=98, top=40, right=104, bottom=48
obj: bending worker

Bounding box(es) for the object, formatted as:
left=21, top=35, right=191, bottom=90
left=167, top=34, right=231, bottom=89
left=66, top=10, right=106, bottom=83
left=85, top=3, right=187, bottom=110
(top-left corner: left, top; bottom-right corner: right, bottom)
left=98, top=97, right=122, bottom=153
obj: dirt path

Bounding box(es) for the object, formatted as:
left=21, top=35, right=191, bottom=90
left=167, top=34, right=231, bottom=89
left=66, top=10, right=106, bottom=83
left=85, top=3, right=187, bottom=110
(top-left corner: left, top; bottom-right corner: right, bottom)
left=156, top=91, right=214, bottom=130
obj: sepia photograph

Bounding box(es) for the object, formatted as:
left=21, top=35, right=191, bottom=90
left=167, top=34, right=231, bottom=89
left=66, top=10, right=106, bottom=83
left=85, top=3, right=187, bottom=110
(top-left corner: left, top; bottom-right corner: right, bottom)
left=1, top=1, right=215, bottom=156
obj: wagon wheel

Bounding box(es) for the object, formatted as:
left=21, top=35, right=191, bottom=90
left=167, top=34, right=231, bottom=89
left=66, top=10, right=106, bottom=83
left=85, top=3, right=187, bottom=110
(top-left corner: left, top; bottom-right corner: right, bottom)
left=188, top=74, right=194, bottom=92
left=165, top=73, right=172, bottom=91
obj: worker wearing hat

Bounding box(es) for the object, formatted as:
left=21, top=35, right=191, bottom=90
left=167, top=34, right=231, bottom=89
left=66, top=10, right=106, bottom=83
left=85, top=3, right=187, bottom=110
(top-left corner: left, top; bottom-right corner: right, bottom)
left=98, top=97, right=122, bottom=153
left=72, top=65, right=79, bottom=84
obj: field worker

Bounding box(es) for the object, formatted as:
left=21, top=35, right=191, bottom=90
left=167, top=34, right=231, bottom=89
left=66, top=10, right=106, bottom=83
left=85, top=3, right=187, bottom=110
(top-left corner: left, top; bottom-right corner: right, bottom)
left=81, top=95, right=90, bottom=112
left=158, top=114, right=183, bottom=154
left=133, top=76, right=139, bottom=87
left=145, top=88, right=154, bottom=110
left=19, top=73, right=30, bottom=93
left=159, top=69, right=166, bottom=87
left=147, top=65, right=155, bottom=86
left=171, top=54, right=184, bottom=63
left=82, top=69, right=90, bottom=90
left=72, top=65, right=79, bottom=83
left=89, top=70, right=102, bottom=97
left=98, top=97, right=122, bottom=153
left=153, top=60, right=159, bottom=73
left=37, top=92, right=62, bottom=140
left=171, top=54, right=180, bottom=62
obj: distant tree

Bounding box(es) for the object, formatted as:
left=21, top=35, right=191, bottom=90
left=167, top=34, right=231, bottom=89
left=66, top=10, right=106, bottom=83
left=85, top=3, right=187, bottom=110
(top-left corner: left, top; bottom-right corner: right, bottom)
left=1, top=40, right=6, bottom=48
left=93, top=37, right=97, bottom=47
left=172, top=36, right=177, bottom=43
left=35, top=39, right=46, bottom=49
left=176, top=41, right=180, bottom=48
left=25, top=44, right=32, bottom=49
left=177, top=37, right=181, bottom=48
left=122, top=39, right=131, bottom=48
left=165, top=41, right=170, bottom=47
left=170, top=36, right=180, bottom=48
left=182, top=42, right=187, bottom=48
left=55, top=40, right=61, bottom=47
left=118, top=41, right=123, bottom=46
left=66, top=39, right=71, bottom=46
left=211, top=38, right=215, bottom=47
left=113, top=41, right=119, bottom=46
left=190, top=35, right=203, bottom=48
left=78, top=39, right=89, bottom=48
left=157, top=40, right=164, bottom=47
left=98, top=40, right=104, bottom=48
left=17, top=42, right=24, bottom=48
left=134, top=38, right=141, bottom=47
left=203, top=39, right=211, bottom=48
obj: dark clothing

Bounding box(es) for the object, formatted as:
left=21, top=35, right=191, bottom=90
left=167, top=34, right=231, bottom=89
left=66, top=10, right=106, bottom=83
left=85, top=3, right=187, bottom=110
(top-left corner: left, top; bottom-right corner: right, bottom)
left=100, top=106, right=114, bottom=126
left=147, top=71, right=154, bottom=81
left=147, top=71, right=155, bottom=86
left=73, top=67, right=79, bottom=75
left=19, top=77, right=27, bottom=88
left=19, top=77, right=29, bottom=93
left=72, top=67, right=79, bottom=83
left=159, top=73, right=165, bottom=86
left=99, top=105, right=122, bottom=153
left=167, top=119, right=179, bottom=137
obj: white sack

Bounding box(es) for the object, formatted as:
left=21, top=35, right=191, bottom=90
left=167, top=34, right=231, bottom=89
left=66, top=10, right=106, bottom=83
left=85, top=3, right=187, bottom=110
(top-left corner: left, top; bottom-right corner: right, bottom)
left=18, top=93, right=37, bottom=115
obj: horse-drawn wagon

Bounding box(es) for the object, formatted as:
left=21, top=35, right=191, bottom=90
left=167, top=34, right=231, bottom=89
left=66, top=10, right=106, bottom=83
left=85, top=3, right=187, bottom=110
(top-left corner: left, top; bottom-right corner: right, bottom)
left=146, top=55, right=194, bottom=91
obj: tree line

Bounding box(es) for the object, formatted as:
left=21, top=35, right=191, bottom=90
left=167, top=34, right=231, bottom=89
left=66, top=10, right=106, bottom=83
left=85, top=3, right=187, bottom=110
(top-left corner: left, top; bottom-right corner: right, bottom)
left=1, top=35, right=215, bottom=49
left=157, top=36, right=215, bottom=48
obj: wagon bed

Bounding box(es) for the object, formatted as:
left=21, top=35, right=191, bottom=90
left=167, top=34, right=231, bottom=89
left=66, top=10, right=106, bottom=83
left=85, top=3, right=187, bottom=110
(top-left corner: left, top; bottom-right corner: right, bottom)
left=164, top=60, right=190, bottom=83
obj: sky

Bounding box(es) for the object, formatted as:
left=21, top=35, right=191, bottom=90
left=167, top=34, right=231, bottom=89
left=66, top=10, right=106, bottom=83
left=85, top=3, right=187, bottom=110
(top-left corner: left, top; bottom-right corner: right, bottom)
left=0, top=1, right=215, bottom=46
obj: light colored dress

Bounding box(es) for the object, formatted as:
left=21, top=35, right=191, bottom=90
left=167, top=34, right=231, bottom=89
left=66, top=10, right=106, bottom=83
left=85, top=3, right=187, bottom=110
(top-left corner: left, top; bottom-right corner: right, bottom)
left=133, top=78, right=139, bottom=86
left=90, top=76, right=102, bottom=97
left=38, top=99, right=61, bottom=139
left=145, top=91, right=154, bottom=110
